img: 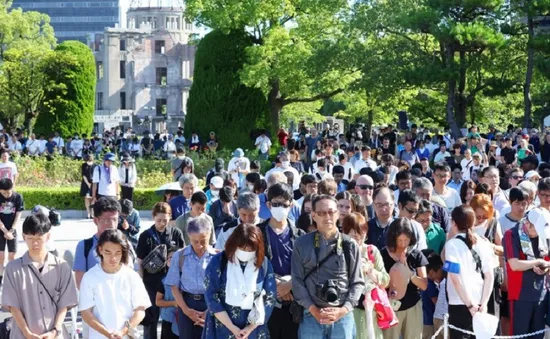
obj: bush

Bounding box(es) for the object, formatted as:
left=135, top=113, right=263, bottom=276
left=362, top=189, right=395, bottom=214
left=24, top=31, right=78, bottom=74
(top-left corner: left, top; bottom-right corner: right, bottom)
left=12, top=150, right=273, bottom=188
left=17, top=187, right=159, bottom=210
left=185, top=30, right=272, bottom=150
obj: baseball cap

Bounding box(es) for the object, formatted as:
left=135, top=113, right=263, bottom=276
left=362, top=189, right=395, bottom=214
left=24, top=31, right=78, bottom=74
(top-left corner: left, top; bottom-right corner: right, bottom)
left=525, top=170, right=541, bottom=180
left=104, top=153, right=116, bottom=162
left=527, top=208, right=550, bottom=243
left=210, top=176, right=223, bottom=189
left=233, top=148, right=244, bottom=158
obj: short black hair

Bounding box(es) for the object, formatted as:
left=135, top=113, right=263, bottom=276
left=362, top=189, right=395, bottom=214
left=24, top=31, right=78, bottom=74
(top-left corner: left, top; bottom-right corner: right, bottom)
left=426, top=252, right=443, bottom=273
left=434, top=163, right=451, bottom=173
left=220, top=186, right=235, bottom=203
left=316, top=158, right=327, bottom=168
left=398, top=189, right=420, bottom=208
left=250, top=160, right=261, bottom=171
left=0, top=178, right=13, bottom=190
left=22, top=213, right=51, bottom=236
left=245, top=172, right=261, bottom=185
left=509, top=187, right=528, bottom=203
left=312, top=194, right=337, bottom=212
left=96, top=229, right=130, bottom=265
left=385, top=218, right=417, bottom=252
left=283, top=171, right=294, bottom=185
left=417, top=199, right=432, bottom=214
left=451, top=164, right=463, bottom=172
left=538, top=178, right=550, bottom=192
left=396, top=170, right=412, bottom=182
left=267, top=183, right=293, bottom=202
left=191, top=191, right=208, bottom=205
left=296, top=213, right=315, bottom=233
left=93, top=197, right=121, bottom=218
left=120, top=199, right=133, bottom=215
left=301, top=174, right=317, bottom=185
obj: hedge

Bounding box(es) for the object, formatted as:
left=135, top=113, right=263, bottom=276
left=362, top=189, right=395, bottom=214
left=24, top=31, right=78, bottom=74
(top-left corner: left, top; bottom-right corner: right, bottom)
left=17, top=187, right=159, bottom=210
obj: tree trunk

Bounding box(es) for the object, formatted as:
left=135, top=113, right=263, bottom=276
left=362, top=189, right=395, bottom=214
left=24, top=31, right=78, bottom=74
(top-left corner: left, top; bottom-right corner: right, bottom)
left=366, top=109, right=374, bottom=141
left=524, top=14, right=535, bottom=129
left=23, top=110, right=38, bottom=135
left=455, top=49, right=468, bottom=128
left=445, top=43, right=461, bottom=138
left=267, top=79, right=282, bottom=131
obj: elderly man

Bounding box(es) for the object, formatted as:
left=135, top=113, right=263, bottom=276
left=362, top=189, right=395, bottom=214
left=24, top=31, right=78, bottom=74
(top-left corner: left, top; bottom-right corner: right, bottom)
left=169, top=174, right=199, bottom=223
left=412, top=177, right=451, bottom=232
left=215, top=192, right=261, bottom=250
left=355, top=175, right=375, bottom=219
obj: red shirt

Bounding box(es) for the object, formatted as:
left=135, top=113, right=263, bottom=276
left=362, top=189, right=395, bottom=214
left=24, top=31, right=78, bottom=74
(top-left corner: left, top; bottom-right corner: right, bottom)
left=277, top=131, right=288, bottom=146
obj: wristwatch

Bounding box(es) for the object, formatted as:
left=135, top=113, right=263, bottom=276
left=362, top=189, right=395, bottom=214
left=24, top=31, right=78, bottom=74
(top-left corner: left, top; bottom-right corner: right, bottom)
left=125, top=321, right=138, bottom=339
left=52, top=327, right=60, bottom=338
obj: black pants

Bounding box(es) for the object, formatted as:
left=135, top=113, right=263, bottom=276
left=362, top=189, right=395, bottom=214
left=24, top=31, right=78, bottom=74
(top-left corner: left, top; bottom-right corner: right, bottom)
left=177, top=295, right=207, bottom=339
left=161, top=320, right=178, bottom=339
left=121, top=186, right=134, bottom=201
left=510, top=299, right=547, bottom=338
left=268, top=305, right=299, bottom=339
left=448, top=304, right=474, bottom=339
left=143, top=281, right=160, bottom=339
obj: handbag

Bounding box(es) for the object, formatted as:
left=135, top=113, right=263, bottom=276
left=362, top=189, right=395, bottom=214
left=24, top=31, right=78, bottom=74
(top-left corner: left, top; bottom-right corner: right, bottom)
left=365, top=245, right=399, bottom=330
left=142, top=228, right=168, bottom=274
left=0, top=318, right=11, bottom=339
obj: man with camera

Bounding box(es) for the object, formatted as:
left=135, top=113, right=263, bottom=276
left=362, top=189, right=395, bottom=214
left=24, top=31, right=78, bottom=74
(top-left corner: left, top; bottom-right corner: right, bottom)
left=291, top=195, right=364, bottom=338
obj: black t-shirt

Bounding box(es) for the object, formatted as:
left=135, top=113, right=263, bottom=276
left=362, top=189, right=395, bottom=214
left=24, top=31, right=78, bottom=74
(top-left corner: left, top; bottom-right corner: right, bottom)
left=381, top=247, right=428, bottom=311
left=0, top=193, right=24, bottom=230
left=294, top=189, right=303, bottom=201
left=137, top=225, right=185, bottom=284
left=501, top=147, right=517, bottom=164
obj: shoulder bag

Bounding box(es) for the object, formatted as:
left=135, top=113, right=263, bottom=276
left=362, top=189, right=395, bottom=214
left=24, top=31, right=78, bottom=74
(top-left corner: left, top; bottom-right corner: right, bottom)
left=142, top=228, right=169, bottom=274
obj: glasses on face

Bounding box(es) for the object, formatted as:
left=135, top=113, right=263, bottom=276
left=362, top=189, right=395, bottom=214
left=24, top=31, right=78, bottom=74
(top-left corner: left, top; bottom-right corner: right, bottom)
left=315, top=210, right=337, bottom=217
left=374, top=202, right=391, bottom=209
left=338, top=204, right=351, bottom=210
left=358, top=184, right=374, bottom=190
left=271, top=202, right=291, bottom=208
left=511, top=175, right=522, bottom=180
left=415, top=218, right=430, bottom=224
left=404, top=207, right=419, bottom=215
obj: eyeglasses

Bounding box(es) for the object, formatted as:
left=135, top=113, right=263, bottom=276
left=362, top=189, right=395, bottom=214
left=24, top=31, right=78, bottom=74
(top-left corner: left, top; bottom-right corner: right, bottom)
left=374, top=202, right=392, bottom=209
left=404, top=207, right=419, bottom=215
left=315, top=210, right=337, bottom=217
left=511, top=175, right=522, bottom=180
left=435, top=173, right=448, bottom=178
left=271, top=202, right=291, bottom=208
left=358, top=184, right=374, bottom=190
left=415, top=218, right=430, bottom=224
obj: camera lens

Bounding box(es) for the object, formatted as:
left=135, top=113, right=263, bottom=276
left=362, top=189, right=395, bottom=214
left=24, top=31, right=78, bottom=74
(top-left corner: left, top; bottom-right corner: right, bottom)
left=325, top=288, right=339, bottom=302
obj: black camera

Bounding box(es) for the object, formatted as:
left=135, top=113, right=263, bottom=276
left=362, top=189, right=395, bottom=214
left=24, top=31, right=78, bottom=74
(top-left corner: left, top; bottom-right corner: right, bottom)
left=316, top=280, right=340, bottom=303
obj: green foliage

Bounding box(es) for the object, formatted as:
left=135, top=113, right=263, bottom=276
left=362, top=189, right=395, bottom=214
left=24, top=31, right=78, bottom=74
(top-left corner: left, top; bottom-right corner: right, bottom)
left=17, top=187, right=159, bottom=210
left=36, top=41, right=96, bottom=137
left=185, top=30, right=272, bottom=149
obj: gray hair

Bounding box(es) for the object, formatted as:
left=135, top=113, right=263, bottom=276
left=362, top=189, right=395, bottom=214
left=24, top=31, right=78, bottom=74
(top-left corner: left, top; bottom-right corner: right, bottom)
left=518, top=180, right=537, bottom=198
left=412, top=177, right=433, bottom=191
left=237, top=192, right=260, bottom=211
left=187, top=216, right=213, bottom=235
left=179, top=173, right=198, bottom=188
left=268, top=172, right=287, bottom=187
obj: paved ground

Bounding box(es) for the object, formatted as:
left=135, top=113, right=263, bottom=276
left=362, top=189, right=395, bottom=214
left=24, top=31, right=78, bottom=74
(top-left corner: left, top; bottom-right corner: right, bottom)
left=0, top=217, right=154, bottom=336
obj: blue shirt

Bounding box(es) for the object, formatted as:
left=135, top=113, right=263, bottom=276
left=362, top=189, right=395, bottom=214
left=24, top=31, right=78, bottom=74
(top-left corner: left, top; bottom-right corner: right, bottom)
left=422, top=280, right=438, bottom=325
left=267, top=226, right=292, bottom=276
left=154, top=139, right=165, bottom=151
left=447, top=180, right=463, bottom=192
left=169, top=195, right=190, bottom=220
left=46, top=141, right=56, bottom=154
left=73, top=235, right=100, bottom=272
left=259, top=193, right=300, bottom=222
left=337, top=182, right=347, bottom=193
left=165, top=246, right=214, bottom=294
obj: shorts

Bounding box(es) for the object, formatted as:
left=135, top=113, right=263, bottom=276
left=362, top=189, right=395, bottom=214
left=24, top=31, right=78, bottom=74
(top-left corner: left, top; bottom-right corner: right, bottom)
left=0, top=229, right=17, bottom=253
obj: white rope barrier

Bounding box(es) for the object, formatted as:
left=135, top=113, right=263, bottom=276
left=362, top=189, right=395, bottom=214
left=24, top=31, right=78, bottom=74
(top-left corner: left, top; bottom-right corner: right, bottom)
left=430, top=324, right=445, bottom=339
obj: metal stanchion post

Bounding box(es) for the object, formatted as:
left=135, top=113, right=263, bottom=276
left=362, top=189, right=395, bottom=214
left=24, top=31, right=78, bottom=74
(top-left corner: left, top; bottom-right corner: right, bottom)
left=443, top=314, right=449, bottom=339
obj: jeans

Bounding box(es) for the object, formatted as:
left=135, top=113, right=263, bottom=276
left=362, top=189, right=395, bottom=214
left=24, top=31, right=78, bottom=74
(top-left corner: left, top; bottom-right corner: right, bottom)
left=298, top=309, right=356, bottom=339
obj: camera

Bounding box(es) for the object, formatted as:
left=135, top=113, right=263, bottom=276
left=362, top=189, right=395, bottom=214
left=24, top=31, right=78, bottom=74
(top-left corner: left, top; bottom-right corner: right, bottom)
left=316, top=280, right=340, bottom=303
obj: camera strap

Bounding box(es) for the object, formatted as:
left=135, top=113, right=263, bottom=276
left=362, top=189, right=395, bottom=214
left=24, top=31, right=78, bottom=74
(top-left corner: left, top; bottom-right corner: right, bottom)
left=303, top=231, right=342, bottom=281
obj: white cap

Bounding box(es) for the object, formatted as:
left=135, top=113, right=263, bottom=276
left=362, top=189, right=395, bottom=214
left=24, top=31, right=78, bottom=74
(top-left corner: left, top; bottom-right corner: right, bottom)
left=210, top=176, right=223, bottom=189
left=525, top=170, right=541, bottom=180
left=527, top=208, right=550, bottom=251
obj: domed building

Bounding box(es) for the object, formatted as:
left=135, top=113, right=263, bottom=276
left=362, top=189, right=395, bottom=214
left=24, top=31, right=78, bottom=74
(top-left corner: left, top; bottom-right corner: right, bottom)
left=92, top=0, right=195, bottom=133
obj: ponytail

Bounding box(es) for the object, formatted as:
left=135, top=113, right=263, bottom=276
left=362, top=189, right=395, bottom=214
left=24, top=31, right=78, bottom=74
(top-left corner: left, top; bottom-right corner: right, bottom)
left=465, top=229, right=477, bottom=249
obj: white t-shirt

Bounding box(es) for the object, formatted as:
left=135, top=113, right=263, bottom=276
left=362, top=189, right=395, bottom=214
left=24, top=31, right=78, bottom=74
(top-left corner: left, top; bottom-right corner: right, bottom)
left=460, top=158, right=474, bottom=180
left=255, top=136, right=271, bottom=153
left=265, top=166, right=300, bottom=190
left=71, top=139, right=84, bottom=157
left=79, top=264, right=151, bottom=339
left=26, top=139, right=40, bottom=155
left=434, top=151, right=451, bottom=163
left=433, top=188, right=462, bottom=212
left=354, top=158, right=377, bottom=172
left=228, top=157, right=251, bottom=188
left=498, top=214, right=520, bottom=234
left=93, top=165, right=120, bottom=197
left=443, top=234, right=496, bottom=305
left=341, top=162, right=355, bottom=182
left=0, top=162, right=18, bottom=182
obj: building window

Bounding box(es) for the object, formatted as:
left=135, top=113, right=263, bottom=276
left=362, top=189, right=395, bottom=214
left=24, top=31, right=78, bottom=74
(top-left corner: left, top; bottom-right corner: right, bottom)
left=120, top=60, right=126, bottom=79
left=120, top=91, right=126, bottom=109
left=97, top=61, right=103, bottom=80
left=155, top=40, right=165, bottom=54
left=156, top=98, right=167, bottom=116
left=120, top=39, right=126, bottom=51
left=97, top=92, right=104, bottom=110
left=156, top=67, right=167, bottom=85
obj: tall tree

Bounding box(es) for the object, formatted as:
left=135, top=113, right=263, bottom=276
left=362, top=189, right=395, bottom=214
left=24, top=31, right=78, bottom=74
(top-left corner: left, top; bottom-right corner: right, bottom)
left=185, top=0, right=360, bottom=128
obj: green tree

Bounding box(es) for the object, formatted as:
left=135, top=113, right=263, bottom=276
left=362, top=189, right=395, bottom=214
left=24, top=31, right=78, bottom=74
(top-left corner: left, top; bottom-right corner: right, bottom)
left=36, top=41, right=96, bottom=137
left=185, top=30, right=271, bottom=150
left=185, top=0, right=360, bottom=129
left=0, top=1, right=56, bottom=131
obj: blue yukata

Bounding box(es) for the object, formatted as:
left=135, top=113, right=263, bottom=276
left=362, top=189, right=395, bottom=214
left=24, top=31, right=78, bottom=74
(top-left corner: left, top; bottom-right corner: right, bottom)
left=202, top=252, right=277, bottom=339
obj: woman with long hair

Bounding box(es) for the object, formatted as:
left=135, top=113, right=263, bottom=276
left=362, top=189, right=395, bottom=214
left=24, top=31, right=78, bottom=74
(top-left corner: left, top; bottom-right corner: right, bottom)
left=80, top=229, right=151, bottom=339
left=460, top=180, right=476, bottom=205
left=203, top=224, right=276, bottom=339
left=342, top=213, right=389, bottom=339
left=335, top=191, right=356, bottom=227
left=444, top=205, right=495, bottom=339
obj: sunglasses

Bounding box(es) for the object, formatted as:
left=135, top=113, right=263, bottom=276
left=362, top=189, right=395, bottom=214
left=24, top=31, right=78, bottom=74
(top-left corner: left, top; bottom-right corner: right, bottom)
left=511, top=175, right=523, bottom=180
left=358, top=184, right=374, bottom=190
left=404, top=207, right=419, bottom=215
left=271, top=202, right=291, bottom=208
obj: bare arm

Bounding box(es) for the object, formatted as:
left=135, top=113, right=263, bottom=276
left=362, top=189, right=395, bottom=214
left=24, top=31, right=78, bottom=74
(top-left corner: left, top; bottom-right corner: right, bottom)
left=8, top=306, right=40, bottom=338
left=171, top=286, right=188, bottom=311
left=480, top=270, right=494, bottom=308
left=75, top=271, right=85, bottom=289
left=81, top=308, right=112, bottom=338
left=449, top=272, right=475, bottom=307
left=137, top=259, right=143, bottom=278
left=156, top=292, right=177, bottom=308
left=411, top=267, right=428, bottom=291
left=13, top=212, right=22, bottom=230
left=51, top=306, right=69, bottom=336
left=508, top=258, right=546, bottom=272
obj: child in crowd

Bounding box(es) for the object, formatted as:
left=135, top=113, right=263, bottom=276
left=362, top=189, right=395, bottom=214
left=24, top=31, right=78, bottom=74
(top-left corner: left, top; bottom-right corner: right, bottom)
left=426, top=252, right=447, bottom=339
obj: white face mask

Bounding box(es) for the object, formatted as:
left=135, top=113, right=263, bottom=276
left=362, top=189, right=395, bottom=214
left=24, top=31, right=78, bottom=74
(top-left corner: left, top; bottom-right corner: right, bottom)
left=281, top=161, right=290, bottom=169
left=271, top=206, right=290, bottom=222
left=236, top=249, right=256, bottom=262
left=178, top=155, right=184, bottom=159
left=211, top=190, right=219, bottom=197
left=247, top=183, right=255, bottom=191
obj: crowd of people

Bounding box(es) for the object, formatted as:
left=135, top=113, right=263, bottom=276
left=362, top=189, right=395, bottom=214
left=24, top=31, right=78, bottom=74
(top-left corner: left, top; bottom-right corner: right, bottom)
left=2, top=121, right=550, bottom=339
